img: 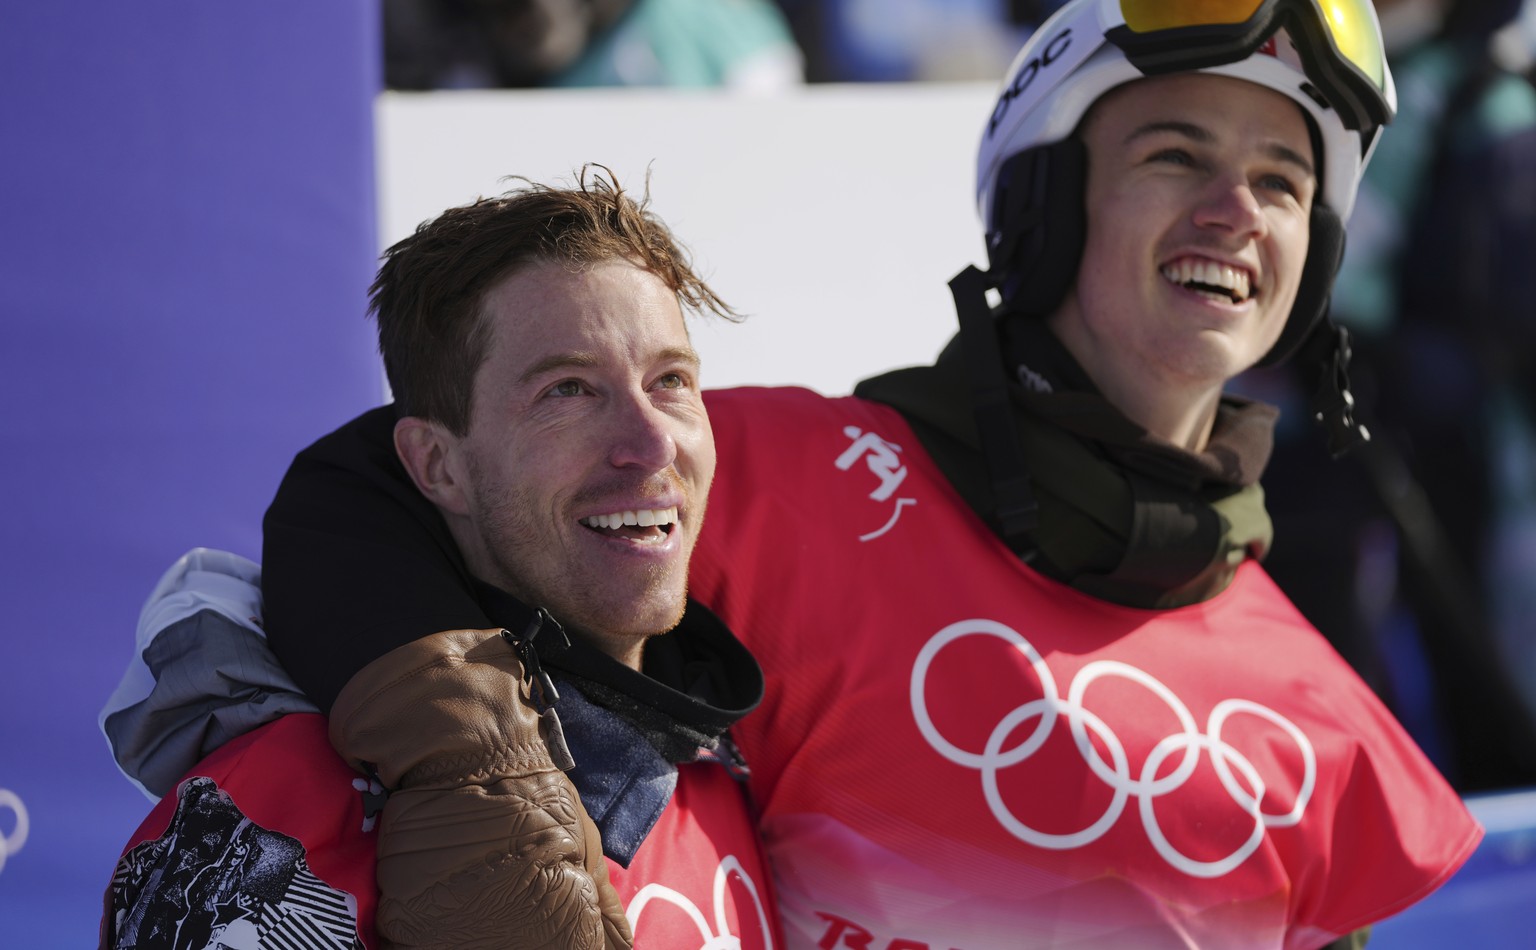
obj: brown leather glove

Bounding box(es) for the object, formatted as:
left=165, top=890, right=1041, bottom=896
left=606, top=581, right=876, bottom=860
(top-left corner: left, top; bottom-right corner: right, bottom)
left=330, top=628, right=632, bottom=949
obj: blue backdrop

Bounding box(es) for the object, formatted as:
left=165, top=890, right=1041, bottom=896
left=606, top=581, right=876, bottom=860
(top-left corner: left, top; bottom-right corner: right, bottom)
left=0, top=3, right=380, bottom=944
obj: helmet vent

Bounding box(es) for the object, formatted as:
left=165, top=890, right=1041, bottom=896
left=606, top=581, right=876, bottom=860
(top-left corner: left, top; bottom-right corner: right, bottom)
left=1299, top=81, right=1331, bottom=112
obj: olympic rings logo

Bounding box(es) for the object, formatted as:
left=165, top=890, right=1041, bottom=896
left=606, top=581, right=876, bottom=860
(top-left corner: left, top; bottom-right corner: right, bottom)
left=910, top=619, right=1316, bottom=878
left=0, top=788, right=30, bottom=876
left=626, top=855, right=774, bottom=949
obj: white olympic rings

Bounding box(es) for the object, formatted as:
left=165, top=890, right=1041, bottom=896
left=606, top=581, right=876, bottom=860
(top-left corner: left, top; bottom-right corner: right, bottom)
left=910, top=619, right=1316, bottom=878
left=0, top=788, right=30, bottom=876
left=625, top=855, right=774, bottom=950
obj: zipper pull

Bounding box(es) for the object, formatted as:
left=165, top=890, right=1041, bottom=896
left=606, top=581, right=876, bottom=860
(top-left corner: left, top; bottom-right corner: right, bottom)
left=501, top=611, right=575, bottom=771
left=354, top=762, right=389, bottom=832
left=709, top=733, right=752, bottom=784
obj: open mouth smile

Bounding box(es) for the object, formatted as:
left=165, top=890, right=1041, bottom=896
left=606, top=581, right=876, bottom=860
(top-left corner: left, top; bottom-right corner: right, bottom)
left=1162, top=257, right=1253, bottom=304
left=579, top=506, right=679, bottom=543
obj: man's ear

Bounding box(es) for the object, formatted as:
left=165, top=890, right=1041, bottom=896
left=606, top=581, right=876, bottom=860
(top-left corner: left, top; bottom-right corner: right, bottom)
left=394, top=416, right=470, bottom=516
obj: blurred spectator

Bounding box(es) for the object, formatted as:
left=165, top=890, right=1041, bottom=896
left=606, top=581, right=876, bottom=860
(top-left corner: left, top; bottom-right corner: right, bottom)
left=774, top=0, right=1053, bottom=82
left=383, top=0, right=803, bottom=90
left=1251, top=0, right=1536, bottom=792
left=1492, top=0, right=1536, bottom=78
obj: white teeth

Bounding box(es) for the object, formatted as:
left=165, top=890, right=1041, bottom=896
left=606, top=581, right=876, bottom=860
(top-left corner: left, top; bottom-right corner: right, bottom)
left=581, top=506, right=679, bottom=530
left=1162, top=259, right=1250, bottom=301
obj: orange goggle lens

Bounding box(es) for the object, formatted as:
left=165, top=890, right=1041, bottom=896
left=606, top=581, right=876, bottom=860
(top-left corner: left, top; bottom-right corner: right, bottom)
left=1122, top=0, right=1265, bottom=31
left=1119, top=0, right=1385, bottom=87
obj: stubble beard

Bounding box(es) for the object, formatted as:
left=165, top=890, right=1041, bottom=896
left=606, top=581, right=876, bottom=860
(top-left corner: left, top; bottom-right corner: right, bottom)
left=470, top=471, right=690, bottom=648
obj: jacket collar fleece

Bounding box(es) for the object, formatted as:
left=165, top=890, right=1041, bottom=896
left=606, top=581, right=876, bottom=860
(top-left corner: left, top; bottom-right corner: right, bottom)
left=855, top=319, right=1279, bottom=608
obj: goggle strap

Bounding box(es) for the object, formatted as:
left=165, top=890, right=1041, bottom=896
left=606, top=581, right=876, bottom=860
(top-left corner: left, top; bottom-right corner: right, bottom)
left=950, top=265, right=1039, bottom=540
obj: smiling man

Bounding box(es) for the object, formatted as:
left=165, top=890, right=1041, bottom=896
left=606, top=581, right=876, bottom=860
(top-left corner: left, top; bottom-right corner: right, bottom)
left=100, top=173, right=773, bottom=950
left=245, top=2, right=1480, bottom=948
left=391, top=255, right=713, bottom=670
left=1050, top=71, right=1316, bottom=450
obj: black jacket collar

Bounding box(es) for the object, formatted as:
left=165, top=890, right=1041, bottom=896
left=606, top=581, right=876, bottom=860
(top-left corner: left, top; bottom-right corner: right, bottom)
left=474, top=582, right=763, bottom=763
left=474, top=582, right=762, bottom=866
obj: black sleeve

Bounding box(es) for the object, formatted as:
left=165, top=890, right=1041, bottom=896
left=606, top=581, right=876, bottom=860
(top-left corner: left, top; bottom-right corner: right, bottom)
left=261, top=404, right=491, bottom=712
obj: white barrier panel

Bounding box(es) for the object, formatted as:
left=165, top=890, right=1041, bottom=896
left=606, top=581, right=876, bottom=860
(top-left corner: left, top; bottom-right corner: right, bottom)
left=377, top=83, right=997, bottom=397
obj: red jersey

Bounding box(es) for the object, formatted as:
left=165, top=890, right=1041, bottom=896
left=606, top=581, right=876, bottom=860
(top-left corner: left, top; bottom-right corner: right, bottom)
left=102, top=713, right=779, bottom=949
left=692, top=386, right=1481, bottom=950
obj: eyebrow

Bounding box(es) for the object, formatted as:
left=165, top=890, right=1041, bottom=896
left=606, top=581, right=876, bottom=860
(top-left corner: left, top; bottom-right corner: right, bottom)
left=518, top=345, right=702, bottom=385
left=1125, top=120, right=1315, bottom=178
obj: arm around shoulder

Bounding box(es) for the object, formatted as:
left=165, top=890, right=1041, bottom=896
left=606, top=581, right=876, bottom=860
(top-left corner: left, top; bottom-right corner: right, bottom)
left=331, top=626, right=631, bottom=949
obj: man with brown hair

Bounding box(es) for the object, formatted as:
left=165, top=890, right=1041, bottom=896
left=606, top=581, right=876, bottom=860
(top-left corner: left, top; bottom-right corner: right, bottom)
left=101, top=170, right=773, bottom=950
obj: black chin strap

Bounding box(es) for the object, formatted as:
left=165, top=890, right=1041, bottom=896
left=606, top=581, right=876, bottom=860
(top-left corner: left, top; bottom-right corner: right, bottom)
left=950, top=264, right=1038, bottom=541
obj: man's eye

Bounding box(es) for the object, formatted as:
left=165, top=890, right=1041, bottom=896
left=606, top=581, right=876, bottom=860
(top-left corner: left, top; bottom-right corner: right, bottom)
left=654, top=373, right=686, bottom=390
left=549, top=380, right=585, bottom=397
left=1259, top=173, right=1299, bottom=196
left=1150, top=148, right=1195, bottom=166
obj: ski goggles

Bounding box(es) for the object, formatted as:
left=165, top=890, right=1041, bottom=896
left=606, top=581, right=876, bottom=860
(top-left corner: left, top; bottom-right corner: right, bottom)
left=1101, top=0, right=1393, bottom=133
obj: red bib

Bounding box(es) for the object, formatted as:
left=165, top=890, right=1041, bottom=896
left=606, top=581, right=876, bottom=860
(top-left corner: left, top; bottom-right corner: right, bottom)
left=610, top=759, right=780, bottom=949
left=103, top=714, right=779, bottom=949
left=694, top=386, right=1481, bottom=950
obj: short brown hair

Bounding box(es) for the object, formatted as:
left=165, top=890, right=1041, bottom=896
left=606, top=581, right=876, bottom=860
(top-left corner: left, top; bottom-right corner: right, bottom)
left=370, top=165, right=738, bottom=434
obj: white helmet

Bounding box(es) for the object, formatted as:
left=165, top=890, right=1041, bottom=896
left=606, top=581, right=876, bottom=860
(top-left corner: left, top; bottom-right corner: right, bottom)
left=974, top=0, right=1397, bottom=363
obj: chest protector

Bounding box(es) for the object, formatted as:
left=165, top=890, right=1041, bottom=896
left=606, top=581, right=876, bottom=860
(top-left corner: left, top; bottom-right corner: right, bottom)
left=102, top=714, right=778, bottom=950
left=693, top=386, right=1480, bottom=950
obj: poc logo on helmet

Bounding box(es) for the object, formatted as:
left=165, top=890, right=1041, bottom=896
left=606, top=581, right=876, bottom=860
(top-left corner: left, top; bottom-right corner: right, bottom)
left=989, top=27, right=1073, bottom=138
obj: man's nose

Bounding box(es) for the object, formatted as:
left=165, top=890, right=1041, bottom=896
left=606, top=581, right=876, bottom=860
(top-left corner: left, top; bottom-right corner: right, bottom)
left=1193, top=178, right=1266, bottom=238
left=606, top=392, right=678, bottom=471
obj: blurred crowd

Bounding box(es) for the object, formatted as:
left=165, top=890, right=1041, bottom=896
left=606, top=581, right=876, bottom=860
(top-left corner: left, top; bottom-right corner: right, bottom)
left=378, top=0, right=1072, bottom=90
left=381, top=0, right=1536, bottom=793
